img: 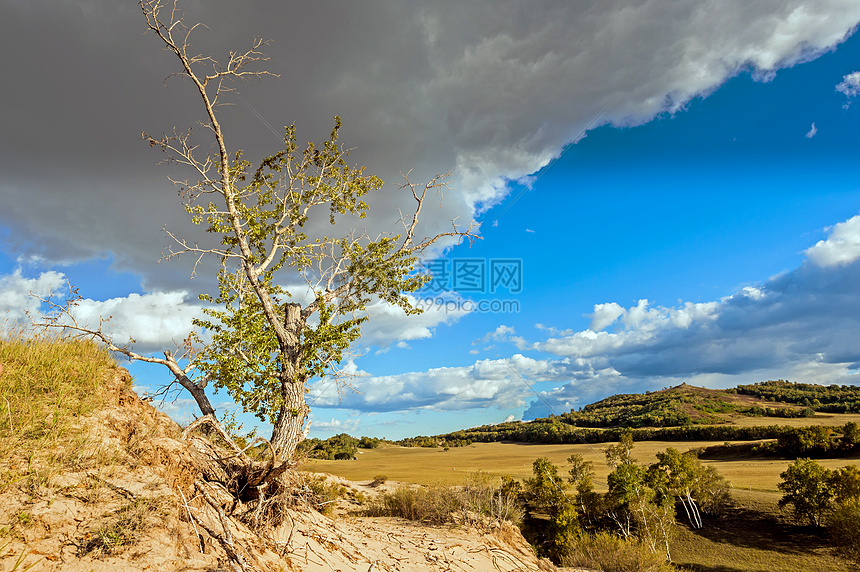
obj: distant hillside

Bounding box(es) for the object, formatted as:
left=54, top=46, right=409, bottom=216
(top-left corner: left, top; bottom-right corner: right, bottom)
left=409, top=381, right=860, bottom=448
left=293, top=382, right=860, bottom=453
left=556, top=381, right=860, bottom=428
left=555, top=382, right=801, bottom=428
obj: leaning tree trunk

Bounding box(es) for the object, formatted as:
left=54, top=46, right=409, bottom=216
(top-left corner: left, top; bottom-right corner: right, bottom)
left=269, top=302, right=310, bottom=460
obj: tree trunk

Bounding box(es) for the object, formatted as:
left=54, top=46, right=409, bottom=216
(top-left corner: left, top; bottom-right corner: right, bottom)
left=162, top=351, right=216, bottom=417
left=270, top=379, right=309, bottom=460
left=688, top=492, right=703, bottom=529
left=269, top=302, right=309, bottom=460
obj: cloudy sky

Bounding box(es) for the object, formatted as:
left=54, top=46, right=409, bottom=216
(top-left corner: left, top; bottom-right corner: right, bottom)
left=3, top=1, right=860, bottom=439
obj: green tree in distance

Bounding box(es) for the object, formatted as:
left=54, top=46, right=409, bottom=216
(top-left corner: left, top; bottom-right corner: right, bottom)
left=778, top=458, right=834, bottom=527
left=524, top=457, right=579, bottom=562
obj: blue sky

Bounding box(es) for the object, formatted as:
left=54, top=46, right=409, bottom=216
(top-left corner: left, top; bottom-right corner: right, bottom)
left=3, top=1, right=860, bottom=440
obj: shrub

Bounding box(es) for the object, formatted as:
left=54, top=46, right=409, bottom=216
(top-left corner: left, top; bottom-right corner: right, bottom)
left=561, top=531, right=675, bottom=572
left=459, top=471, right=524, bottom=526
left=366, top=472, right=522, bottom=526
left=303, top=475, right=347, bottom=515
left=830, top=498, right=860, bottom=566
left=366, top=484, right=459, bottom=523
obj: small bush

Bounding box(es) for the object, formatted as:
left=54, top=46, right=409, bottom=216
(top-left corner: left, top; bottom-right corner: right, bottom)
left=561, top=531, right=675, bottom=572
left=831, top=498, right=860, bottom=566
left=366, top=484, right=459, bottom=523
left=303, top=475, right=346, bottom=515
left=366, top=472, right=523, bottom=526
left=370, top=474, right=388, bottom=487
left=459, top=471, right=524, bottom=526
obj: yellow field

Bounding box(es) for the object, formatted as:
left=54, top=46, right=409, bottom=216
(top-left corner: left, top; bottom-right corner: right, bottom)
left=300, top=440, right=860, bottom=492
left=725, top=411, right=860, bottom=427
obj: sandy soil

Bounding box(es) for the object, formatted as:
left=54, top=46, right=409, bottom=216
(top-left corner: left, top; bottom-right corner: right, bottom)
left=0, top=366, right=573, bottom=572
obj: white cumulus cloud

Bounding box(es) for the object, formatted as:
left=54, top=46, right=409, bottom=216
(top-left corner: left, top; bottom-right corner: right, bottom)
left=308, top=354, right=576, bottom=413
left=311, top=417, right=361, bottom=433
left=836, top=71, right=860, bottom=100
left=589, top=302, right=627, bottom=332
left=0, top=269, right=67, bottom=327
left=804, top=215, right=860, bottom=267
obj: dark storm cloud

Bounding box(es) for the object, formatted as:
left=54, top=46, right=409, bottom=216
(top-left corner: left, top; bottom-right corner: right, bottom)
left=2, top=0, right=859, bottom=293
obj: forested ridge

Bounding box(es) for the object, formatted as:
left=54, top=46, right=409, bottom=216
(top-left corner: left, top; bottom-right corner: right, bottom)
left=731, top=379, right=860, bottom=413
left=417, top=381, right=860, bottom=450
left=302, top=381, right=860, bottom=453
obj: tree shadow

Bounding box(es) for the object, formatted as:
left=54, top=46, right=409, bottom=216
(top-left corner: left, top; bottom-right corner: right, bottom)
left=685, top=502, right=830, bottom=557
left=682, top=565, right=767, bottom=572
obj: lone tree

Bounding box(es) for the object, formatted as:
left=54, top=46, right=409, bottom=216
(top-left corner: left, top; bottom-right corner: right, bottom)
left=138, top=0, right=477, bottom=460
left=42, top=0, right=476, bottom=466
left=778, top=458, right=834, bottom=527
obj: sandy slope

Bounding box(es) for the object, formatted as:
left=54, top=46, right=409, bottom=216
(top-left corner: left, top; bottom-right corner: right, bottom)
left=0, top=366, right=575, bottom=572
left=275, top=509, right=557, bottom=572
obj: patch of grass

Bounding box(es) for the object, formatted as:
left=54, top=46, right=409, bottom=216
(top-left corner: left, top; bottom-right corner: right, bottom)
left=302, top=441, right=616, bottom=487
left=0, top=540, right=41, bottom=572
left=0, top=330, right=120, bottom=495
left=302, top=475, right=347, bottom=516
left=79, top=497, right=171, bottom=556
left=15, top=512, right=32, bottom=527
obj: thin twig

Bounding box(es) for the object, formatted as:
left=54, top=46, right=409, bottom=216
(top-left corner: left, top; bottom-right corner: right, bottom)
left=179, top=487, right=205, bottom=553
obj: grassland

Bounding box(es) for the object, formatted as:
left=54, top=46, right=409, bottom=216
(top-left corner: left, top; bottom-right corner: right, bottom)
left=725, top=411, right=860, bottom=427
left=301, top=440, right=860, bottom=491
